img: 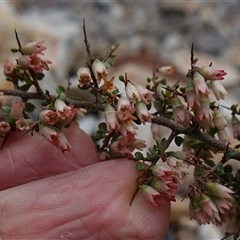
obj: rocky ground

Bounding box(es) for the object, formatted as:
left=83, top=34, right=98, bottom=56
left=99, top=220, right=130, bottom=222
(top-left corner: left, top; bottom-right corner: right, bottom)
left=1, top=1, right=240, bottom=239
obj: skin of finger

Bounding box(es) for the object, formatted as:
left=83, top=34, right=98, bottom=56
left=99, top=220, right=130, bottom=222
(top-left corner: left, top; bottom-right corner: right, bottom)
left=0, top=159, right=170, bottom=240
left=0, top=123, right=99, bottom=191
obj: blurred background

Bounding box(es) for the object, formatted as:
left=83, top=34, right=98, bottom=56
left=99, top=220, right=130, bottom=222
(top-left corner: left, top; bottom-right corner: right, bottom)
left=1, top=1, right=240, bottom=239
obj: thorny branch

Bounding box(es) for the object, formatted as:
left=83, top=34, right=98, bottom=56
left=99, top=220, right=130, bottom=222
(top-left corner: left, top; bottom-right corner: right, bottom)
left=1, top=88, right=239, bottom=161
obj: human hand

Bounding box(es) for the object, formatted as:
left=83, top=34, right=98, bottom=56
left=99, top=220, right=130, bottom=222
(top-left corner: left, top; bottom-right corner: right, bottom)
left=0, top=123, right=170, bottom=239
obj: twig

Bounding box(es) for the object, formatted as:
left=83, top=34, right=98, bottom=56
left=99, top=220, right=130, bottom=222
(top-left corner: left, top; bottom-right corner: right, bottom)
left=220, top=228, right=240, bottom=240
left=83, top=19, right=92, bottom=63
left=102, top=43, right=120, bottom=62
left=14, top=29, right=22, bottom=53
left=1, top=88, right=240, bottom=162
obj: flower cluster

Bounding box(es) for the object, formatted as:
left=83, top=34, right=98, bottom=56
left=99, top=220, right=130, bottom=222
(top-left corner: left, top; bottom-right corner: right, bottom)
left=139, top=165, right=179, bottom=206
left=38, top=99, right=79, bottom=153
left=1, top=32, right=240, bottom=233
left=4, top=40, right=51, bottom=77
left=189, top=182, right=233, bottom=225
left=169, top=66, right=227, bottom=131
left=77, top=58, right=154, bottom=159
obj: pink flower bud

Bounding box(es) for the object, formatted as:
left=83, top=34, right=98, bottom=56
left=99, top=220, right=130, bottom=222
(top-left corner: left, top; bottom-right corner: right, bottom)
left=150, top=164, right=172, bottom=178
left=186, top=77, right=199, bottom=108
left=193, top=71, right=210, bottom=99
left=199, top=66, right=227, bottom=80
left=21, top=41, right=47, bottom=55
left=204, top=182, right=233, bottom=199
left=17, top=55, right=34, bottom=69
left=151, top=179, right=169, bottom=193
left=189, top=192, right=220, bottom=225
left=3, top=60, right=17, bottom=77
left=196, top=94, right=210, bottom=122
left=0, top=121, right=11, bottom=136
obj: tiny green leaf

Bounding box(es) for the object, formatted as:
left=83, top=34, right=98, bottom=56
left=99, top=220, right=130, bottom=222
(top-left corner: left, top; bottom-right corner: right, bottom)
left=175, top=136, right=184, bottom=147
left=216, top=164, right=223, bottom=173
left=134, top=151, right=144, bottom=160
left=219, top=173, right=233, bottom=182
left=11, top=48, right=19, bottom=53
left=19, top=83, right=32, bottom=92
left=136, top=162, right=145, bottom=171
left=224, top=165, right=233, bottom=173
left=24, top=102, right=36, bottom=112
left=119, top=75, right=125, bottom=82
left=1, top=105, right=11, bottom=113
left=41, top=99, right=51, bottom=106
left=35, top=72, right=45, bottom=80
left=98, top=122, right=107, bottom=132
left=56, top=85, right=66, bottom=95
left=148, top=147, right=157, bottom=156
left=205, top=159, right=215, bottom=167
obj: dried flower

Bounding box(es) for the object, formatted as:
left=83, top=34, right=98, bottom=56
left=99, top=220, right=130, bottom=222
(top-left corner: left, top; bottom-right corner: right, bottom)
left=101, top=76, right=119, bottom=95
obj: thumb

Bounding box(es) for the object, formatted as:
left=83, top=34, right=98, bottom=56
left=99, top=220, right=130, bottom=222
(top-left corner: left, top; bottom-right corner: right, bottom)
left=0, top=159, right=170, bottom=240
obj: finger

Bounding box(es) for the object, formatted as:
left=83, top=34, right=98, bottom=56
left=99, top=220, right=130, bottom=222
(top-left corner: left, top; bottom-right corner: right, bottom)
left=0, top=159, right=170, bottom=240
left=0, top=123, right=99, bottom=190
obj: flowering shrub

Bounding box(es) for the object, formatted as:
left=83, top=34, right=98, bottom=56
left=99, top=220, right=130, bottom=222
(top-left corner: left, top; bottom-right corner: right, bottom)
left=0, top=27, right=240, bottom=239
